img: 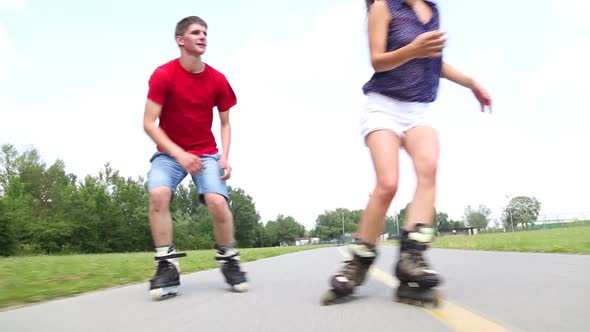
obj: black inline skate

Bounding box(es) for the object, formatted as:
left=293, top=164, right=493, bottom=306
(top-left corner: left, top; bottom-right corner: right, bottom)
left=321, top=242, right=377, bottom=305
left=215, top=244, right=248, bottom=292
left=149, top=245, right=187, bottom=301
left=394, top=224, right=441, bottom=308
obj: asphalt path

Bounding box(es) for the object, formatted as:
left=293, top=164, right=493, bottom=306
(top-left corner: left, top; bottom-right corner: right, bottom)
left=1, top=246, right=587, bottom=332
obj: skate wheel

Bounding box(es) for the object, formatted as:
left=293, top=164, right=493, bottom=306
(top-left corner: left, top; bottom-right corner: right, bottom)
left=232, top=282, right=248, bottom=293
left=150, top=287, right=178, bottom=301
left=150, top=288, right=162, bottom=301
left=431, top=292, right=441, bottom=308
left=428, top=299, right=439, bottom=308
left=395, top=293, right=410, bottom=304
left=321, top=290, right=336, bottom=306
left=422, top=300, right=438, bottom=309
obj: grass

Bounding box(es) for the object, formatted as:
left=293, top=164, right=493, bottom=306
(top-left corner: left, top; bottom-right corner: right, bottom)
left=0, top=244, right=330, bottom=310
left=383, top=226, right=590, bottom=255
left=4, top=227, right=588, bottom=310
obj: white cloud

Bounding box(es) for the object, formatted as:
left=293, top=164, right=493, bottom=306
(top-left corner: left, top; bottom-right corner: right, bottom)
left=547, top=0, right=590, bottom=40
left=432, top=104, right=589, bottom=222
left=217, top=1, right=374, bottom=227
left=551, top=0, right=590, bottom=19
left=2, top=0, right=588, bottom=231
left=458, top=48, right=506, bottom=83
left=0, top=23, right=16, bottom=78
left=0, top=78, right=154, bottom=182
left=0, top=0, right=25, bottom=11
left=523, top=41, right=590, bottom=107
left=213, top=1, right=590, bottom=228
left=429, top=39, right=590, bottom=222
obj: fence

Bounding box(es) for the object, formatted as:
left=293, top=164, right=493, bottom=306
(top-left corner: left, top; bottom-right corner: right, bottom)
left=480, top=212, right=590, bottom=234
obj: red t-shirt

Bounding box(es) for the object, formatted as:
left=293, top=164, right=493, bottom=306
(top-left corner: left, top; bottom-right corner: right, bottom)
left=147, top=59, right=237, bottom=156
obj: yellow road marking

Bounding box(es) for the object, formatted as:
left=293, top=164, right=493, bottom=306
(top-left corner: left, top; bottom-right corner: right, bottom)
left=336, top=246, right=512, bottom=332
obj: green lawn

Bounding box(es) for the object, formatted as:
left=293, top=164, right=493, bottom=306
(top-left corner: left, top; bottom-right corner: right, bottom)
left=383, top=226, right=590, bottom=255
left=0, top=245, right=330, bottom=310
left=4, top=227, right=588, bottom=310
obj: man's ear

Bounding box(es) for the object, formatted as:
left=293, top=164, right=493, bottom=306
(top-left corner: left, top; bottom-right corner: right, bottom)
left=176, top=35, right=184, bottom=47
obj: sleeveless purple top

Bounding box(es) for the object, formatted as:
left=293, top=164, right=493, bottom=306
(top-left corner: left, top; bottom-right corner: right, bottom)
left=362, top=0, right=442, bottom=103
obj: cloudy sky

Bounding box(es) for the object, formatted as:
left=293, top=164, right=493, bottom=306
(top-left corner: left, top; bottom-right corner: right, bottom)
left=1, top=0, right=588, bottom=229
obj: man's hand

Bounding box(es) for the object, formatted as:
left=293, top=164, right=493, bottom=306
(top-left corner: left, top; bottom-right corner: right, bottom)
left=176, top=151, right=203, bottom=175
left=219, top=157, right=232, bottom=180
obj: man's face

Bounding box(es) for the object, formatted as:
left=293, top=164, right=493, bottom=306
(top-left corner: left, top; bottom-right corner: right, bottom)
left=177, top=23, right=207, bottom=55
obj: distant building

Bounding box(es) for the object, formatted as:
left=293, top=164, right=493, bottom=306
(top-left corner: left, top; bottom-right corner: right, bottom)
left=439, top=227, right=479, bottom=236
left=294, top=237, right=320, bottom=246
left=345, top=232, right=389, bottom=243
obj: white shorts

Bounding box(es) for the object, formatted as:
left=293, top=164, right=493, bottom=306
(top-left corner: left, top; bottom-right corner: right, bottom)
left=360, top=92, right=436, bottom=142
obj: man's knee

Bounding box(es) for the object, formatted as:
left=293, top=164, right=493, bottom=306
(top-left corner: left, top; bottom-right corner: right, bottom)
left=204, top=193, right=230, bottom=215
left=149, top=187, right=172, bottom=213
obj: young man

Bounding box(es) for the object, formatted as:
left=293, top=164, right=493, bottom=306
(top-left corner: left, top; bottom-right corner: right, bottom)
left=143, top=16, right=247, bottom=300
left=321, top=0, right=492, bottom=306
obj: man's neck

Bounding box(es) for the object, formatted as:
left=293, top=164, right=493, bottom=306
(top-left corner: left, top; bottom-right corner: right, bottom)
left=179, top=53, right=205, bottom=73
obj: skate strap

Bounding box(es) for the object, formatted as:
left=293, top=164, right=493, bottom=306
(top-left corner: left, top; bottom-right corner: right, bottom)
left=408, top=227, right=434, bottom=244
left=215, top=252, right=239, bottom=261
left=350, top=244, right=377, bottom=258
left=154, top=252, right=187, bottom=261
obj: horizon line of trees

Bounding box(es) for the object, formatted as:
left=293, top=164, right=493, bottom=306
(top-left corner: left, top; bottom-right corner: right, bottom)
left=0, top=144, right=541, bottom=256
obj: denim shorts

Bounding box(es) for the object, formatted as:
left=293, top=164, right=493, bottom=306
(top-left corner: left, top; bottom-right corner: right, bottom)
left=147, top=152, right=228, bottom=204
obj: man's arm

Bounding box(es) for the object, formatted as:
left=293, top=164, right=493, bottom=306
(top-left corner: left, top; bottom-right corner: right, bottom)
left=143, top=99, right=203, bottom=174
left=143, top=99, right=184, bottom=158
left=219, top=110, right=231, bottom=160
left=218, top=110, right=232, bottom=180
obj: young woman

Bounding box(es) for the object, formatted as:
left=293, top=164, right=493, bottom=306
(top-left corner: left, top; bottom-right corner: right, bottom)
left=321, top=0, right=492, bottom=306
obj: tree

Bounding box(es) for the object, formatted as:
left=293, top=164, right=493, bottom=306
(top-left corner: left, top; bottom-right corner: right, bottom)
left=253, top=222, right=271, bottom=248
left=397, top=204, right=437, bottom=228
left=0, top=144, right=19, bottom=195
left=311, top=208, right=361, bottom=241
left=0, top=199, right=17, bottom=255
left=449, top=220, right=465, bottom=229
left=503, top=196, right=541, bottom=230
left=0, top=142, right=324, bottom=254
left=384, top=214, right=399, bottom=237
left=397, top=204, right=409, bottom=228
left=170, top=182, right=215, bottom=251
left=265, top=214, right=305, bottom=246
left=1, top=146, right=48, bottom=251
left=107, top=172, right=152, bottom=252
left=464, top=204, right=492, bottom=230
left=435, top=212, right=450, bottom=230
left=229, top=187, right=260, bottom=248
left=32, top=159, right=78, bottom=253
